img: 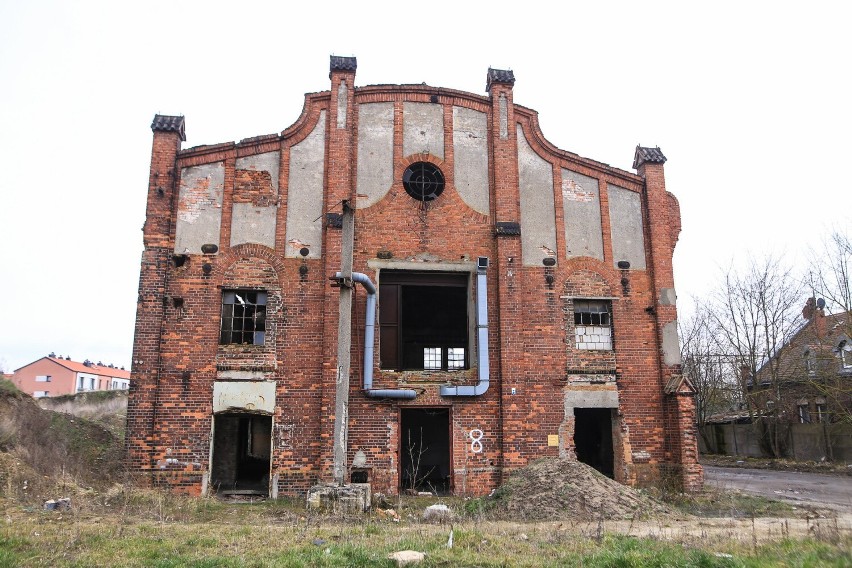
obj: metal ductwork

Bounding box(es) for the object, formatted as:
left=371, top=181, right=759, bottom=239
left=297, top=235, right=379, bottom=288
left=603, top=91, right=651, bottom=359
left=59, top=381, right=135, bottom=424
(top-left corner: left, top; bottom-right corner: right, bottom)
left=339, top=272, right=417, bottom=399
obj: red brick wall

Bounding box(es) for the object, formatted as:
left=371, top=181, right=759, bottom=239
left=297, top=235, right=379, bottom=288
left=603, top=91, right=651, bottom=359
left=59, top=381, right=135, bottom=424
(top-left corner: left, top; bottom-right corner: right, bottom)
left=127, top=69, right=701, bottom=496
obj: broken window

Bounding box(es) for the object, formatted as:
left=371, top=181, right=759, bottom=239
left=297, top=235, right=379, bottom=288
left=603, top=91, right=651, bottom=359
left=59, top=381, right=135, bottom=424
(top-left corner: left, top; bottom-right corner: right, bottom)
left=797, top=402, right=810, bottom=424
left=379, top=271, right=469, bottom=371
left=839, top=340, right=852, bottom=370
left=220, top=290, right=267, bottom=345
left=573, top=300, right=612, bottom=350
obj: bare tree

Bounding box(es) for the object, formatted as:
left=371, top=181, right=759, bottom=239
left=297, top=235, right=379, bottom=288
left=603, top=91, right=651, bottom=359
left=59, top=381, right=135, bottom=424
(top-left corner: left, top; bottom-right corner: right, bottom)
left=707, top=256, right=804, bottom=457
left=679, top=307, right=737, bottom=452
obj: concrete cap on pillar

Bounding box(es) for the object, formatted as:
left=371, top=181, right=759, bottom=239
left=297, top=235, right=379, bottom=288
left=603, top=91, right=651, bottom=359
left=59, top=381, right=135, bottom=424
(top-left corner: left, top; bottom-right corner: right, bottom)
left=151, top=115, right=186, bottom=141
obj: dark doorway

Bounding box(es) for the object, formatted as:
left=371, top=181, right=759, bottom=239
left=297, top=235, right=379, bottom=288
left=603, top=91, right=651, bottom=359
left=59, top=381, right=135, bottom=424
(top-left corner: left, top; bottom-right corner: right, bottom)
left=400, top=408, right=451, bottom=494
left=574, top=408, right=614, bottom=478
left=211, top=413, right=272, bottom=495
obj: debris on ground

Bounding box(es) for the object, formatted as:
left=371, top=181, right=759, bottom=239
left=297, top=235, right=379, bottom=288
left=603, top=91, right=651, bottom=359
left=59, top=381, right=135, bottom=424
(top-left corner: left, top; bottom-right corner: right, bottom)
left=388, top=550, right=426, bottom=566
left=423, top=503, right=454, bottom=523
left=487, top=458, right=678, bottom=521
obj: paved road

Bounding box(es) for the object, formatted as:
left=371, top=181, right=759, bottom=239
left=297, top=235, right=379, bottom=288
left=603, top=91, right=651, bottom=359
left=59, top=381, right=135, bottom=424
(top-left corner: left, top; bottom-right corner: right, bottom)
left=704, top=465, right=852, bottom=512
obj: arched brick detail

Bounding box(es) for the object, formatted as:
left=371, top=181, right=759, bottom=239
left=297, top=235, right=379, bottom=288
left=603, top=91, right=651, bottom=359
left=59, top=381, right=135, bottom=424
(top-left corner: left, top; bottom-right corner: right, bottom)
left=562, top=265, right=616, bottom=298
left=212, top=244, right=286, bottom=289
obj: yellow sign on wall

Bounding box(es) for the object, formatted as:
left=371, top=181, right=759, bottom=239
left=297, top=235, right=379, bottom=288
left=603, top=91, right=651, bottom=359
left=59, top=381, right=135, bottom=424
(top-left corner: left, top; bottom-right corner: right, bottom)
left=547, top=434, right=559, bottom=447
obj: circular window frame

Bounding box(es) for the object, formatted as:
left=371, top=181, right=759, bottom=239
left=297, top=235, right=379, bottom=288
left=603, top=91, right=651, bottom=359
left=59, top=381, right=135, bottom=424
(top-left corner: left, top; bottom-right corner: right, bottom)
left=402, top=162, right=445, bottom=202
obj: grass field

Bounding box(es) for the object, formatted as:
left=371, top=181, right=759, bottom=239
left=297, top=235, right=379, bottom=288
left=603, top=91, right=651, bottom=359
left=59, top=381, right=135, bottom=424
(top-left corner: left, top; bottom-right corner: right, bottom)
left=1, top=491, right=850, bottom=567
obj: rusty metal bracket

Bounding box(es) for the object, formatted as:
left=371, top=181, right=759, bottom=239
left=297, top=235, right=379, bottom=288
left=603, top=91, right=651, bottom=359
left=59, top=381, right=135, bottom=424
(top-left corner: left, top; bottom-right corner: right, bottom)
left=329, top=275, right=353, bottom=288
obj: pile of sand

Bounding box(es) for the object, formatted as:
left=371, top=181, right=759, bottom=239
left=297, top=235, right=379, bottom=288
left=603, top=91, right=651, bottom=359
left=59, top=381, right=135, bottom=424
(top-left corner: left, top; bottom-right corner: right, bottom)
left=490, top=458, right=678, bottom=521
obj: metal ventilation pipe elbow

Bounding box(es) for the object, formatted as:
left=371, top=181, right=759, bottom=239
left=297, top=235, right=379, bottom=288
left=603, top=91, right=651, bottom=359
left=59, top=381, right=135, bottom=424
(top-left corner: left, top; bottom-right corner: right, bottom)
left=337, top=272, right=417, bottom=400
left=440, top=257, right=490, bottom=397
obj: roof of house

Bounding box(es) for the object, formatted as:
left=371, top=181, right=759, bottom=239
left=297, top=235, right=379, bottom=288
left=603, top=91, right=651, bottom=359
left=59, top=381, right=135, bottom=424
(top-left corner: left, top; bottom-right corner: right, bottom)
left=15, top=356, right=131, bottom=379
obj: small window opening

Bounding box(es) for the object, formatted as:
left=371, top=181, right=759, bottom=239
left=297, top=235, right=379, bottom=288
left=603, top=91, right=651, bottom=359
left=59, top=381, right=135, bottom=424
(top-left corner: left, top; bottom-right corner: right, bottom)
left=804, top=350, right=815, bottom=375
left=797, top=403, right=811, bottom=424
left=839, top=340, right=852, bottom=369
left=380, top=271, right=468, bottom=371
left=573, top=300, right=612, bottom=350
left=402, top=162, right=445, bottom=201
left=815, top=403, right=828, bottom=423
left=220, top=290, right=267, bottom=345
left=172, top=297, right=184, bottom=310
left=172, top=254, right=188, bottom=268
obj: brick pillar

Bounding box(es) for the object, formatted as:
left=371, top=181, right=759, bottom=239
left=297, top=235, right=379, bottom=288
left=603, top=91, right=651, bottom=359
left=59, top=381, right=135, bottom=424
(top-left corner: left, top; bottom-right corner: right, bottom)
left=319, top=56, right=357, bottom=482
left=487, top=69, right=525, bottom=475
left=634, top=146, right=702, bottom=489
left=126, top=115, right=185, bottom=479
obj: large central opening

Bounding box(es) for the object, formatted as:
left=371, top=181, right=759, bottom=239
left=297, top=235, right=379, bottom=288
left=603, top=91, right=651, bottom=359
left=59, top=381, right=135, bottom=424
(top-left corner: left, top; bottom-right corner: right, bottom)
left=211, top=413, right=272, bottom=496
left=574, top=408, right=614, bottom=478
left=400, top=408, right=451, bottom=494
left=380, top=271, right=469, bottom=371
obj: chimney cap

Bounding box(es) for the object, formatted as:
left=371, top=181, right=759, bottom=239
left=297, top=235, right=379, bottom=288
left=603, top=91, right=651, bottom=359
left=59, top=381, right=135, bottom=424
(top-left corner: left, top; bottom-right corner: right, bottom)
left=486, top=68, right=515, bottom=92
left=151, top=115, right=186, bottom=141
left=633, top=146, right=667, bottom=169
left=329, top=55, right=357, bottom=74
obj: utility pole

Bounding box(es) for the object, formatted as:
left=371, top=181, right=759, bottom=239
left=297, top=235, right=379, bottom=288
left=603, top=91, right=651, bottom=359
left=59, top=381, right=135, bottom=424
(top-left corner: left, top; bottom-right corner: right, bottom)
left=332, top=200, right=355, bottom=485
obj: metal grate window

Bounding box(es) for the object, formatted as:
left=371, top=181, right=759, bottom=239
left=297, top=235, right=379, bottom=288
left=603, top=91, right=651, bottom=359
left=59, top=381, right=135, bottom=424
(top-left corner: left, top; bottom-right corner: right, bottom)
left=423, top=348, right=442, bottom=370
left=220, top=290, right=267, bottom=345
left=402, top=162, right=445, bottom=201
left=447, top=348, right=466, bottom=369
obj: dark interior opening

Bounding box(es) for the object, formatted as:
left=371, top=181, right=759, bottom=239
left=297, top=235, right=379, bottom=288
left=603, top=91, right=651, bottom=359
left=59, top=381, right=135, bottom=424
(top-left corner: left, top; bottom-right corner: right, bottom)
left=380, top=271, right=468, bottom=370
left=574, top=408, right=614, bottom=478
left=400, top=408, right=451, bottom=494
left=211, top=413, right=271, bottom=495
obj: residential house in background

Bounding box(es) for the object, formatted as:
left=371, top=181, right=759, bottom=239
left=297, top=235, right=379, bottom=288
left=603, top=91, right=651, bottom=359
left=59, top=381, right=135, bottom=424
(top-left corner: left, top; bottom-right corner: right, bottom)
left=747, top=300, right=852, bottom=459
left=11, top=355, right=131, bottom=398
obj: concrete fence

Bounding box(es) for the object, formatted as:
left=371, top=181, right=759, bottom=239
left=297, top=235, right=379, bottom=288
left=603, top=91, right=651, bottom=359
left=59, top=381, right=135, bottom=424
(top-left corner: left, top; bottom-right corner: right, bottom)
left=699, top=422, right=852, bottom=462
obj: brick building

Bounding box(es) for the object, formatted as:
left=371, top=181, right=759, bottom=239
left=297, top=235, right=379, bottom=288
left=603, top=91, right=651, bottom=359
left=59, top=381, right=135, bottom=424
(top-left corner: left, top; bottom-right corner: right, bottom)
left=126, top=56, right=702, bottom=497
left=750, top=303, right=851, bottom=428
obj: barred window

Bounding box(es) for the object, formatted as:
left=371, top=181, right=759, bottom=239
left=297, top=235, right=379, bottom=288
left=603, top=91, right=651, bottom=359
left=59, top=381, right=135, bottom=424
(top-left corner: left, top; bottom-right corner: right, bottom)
left=220, top=290, right=267, bottom=345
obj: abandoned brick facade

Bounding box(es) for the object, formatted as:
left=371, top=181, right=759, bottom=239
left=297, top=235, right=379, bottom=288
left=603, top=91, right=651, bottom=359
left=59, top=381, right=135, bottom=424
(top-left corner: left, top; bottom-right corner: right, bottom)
left=126, top=56, right=702, bottom=497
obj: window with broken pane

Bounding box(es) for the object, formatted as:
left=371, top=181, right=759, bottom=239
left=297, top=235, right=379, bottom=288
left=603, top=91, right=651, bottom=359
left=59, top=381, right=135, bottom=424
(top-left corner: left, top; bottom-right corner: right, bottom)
left=220, top=290, right=267, bottom=345
left=573, top=300, right=612, bottom=350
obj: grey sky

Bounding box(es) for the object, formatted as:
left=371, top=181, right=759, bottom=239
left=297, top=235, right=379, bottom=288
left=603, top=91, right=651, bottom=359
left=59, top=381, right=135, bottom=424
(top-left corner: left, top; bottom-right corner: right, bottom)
left=1, top=1, right=849, bottom=371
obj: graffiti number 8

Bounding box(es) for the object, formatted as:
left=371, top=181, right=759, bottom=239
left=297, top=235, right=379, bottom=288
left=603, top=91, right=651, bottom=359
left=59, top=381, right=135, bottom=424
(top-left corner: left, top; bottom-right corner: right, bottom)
left=469, top=429, right=484, bottom=453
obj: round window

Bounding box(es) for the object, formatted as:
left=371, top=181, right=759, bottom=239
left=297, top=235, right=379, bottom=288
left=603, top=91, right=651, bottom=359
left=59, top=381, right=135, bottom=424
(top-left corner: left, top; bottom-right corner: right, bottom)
left=402, top=162, right=445, bottom=201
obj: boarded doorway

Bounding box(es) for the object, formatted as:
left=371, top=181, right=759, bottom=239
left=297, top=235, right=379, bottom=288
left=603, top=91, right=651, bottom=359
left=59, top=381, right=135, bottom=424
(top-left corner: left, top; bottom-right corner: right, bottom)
left=574, top=408, right=614, bottom=478
left=400, top=408, right=451, bottom=494
left=211, top=413, right=272, bottom=495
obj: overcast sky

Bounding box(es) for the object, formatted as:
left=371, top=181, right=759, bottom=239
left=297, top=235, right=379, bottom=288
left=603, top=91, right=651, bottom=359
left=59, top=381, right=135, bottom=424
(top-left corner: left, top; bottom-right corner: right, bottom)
left=1, top=1, right=849, bottom=372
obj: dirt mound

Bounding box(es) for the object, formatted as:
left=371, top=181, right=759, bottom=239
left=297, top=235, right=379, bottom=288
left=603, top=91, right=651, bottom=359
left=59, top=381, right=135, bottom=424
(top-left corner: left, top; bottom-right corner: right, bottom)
left=490, top=458, right=678, bottom=521
left=0, top=384, right=124, bottom=500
